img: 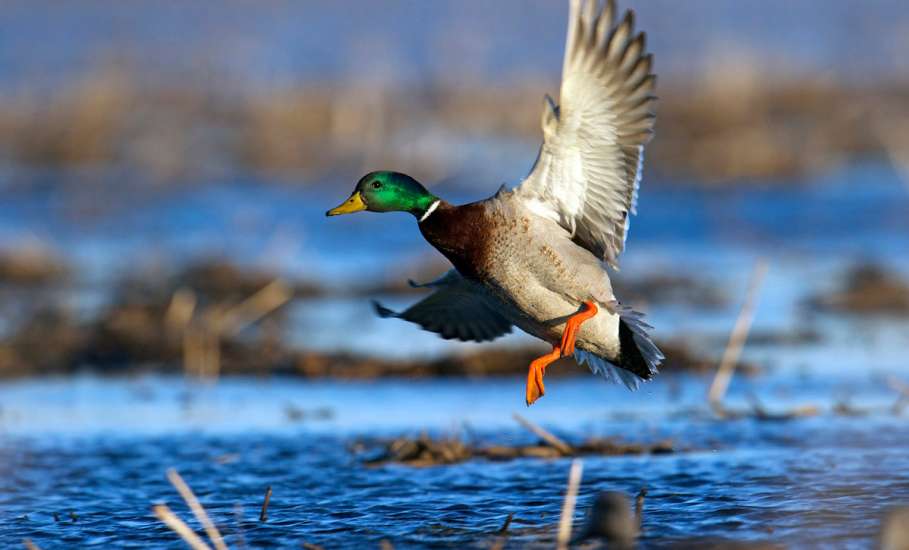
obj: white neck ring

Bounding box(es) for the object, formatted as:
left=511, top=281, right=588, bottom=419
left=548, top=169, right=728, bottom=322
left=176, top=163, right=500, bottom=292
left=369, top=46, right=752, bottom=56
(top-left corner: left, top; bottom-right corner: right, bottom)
left=419, top=200, right=441, bottom=223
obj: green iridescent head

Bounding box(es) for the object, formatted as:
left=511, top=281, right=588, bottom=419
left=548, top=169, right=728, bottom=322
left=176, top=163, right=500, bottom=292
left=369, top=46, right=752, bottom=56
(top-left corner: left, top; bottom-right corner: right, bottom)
left=326, top=171, right=438, bottom=218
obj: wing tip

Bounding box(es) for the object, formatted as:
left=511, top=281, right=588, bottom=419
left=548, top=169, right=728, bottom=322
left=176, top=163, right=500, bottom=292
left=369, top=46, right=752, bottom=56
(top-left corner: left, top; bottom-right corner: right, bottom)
left=371, top=300, right=400, bottom=319
left=622, top=7, right=635, bottom=28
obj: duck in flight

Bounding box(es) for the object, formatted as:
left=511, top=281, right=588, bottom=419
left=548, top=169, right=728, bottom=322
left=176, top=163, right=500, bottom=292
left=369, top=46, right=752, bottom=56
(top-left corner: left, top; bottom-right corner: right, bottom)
left=327, top=0, right=662, bottom=405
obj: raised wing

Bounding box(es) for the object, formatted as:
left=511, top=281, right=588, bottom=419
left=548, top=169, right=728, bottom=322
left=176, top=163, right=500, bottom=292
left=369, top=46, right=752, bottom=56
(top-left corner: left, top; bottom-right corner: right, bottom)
left=517, top=0, right=656, bottom=268
left=372, top=270, right=512, bottom=343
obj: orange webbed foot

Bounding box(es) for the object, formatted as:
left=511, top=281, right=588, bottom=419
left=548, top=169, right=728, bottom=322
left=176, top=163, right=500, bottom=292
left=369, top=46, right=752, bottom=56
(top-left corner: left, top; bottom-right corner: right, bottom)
left=560, top=300, right=598, bottom=357
left=525, top=346, right=561, bottom=406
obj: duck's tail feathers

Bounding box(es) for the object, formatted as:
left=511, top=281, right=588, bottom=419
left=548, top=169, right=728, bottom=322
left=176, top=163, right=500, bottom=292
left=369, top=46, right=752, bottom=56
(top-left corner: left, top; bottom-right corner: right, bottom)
left=575, top=302, right=663, bottom=390
left=575, top=350, right=645, bottom=390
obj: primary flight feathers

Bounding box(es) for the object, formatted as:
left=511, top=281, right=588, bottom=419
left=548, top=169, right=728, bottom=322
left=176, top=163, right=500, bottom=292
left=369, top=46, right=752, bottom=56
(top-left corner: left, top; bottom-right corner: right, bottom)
left=518, top=0, right=656, bottom=268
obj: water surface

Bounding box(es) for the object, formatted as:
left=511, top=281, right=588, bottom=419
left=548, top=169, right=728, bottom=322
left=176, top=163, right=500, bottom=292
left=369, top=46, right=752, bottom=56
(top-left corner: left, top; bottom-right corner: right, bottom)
left=1, top=372, right=908, bottom=548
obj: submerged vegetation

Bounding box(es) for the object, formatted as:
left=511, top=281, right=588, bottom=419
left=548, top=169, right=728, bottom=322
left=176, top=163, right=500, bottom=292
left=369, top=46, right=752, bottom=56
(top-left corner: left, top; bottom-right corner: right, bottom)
left=356, top=414, right=675, bottom=467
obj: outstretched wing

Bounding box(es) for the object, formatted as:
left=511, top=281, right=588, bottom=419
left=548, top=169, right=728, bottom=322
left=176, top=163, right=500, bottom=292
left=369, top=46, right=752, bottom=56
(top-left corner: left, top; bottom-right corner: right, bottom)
left=516, top=0, right=656, bottom=268
left=372, top=270, right=512, bottom=343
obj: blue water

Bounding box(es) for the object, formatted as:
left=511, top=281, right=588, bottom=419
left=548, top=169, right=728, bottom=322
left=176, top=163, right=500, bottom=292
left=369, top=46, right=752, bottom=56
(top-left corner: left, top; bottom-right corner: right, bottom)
left=1, top=373, right=908, bottom=548
left=4, top=164, right=906, bottom=282
left=1, top=159, right=909, bottom=547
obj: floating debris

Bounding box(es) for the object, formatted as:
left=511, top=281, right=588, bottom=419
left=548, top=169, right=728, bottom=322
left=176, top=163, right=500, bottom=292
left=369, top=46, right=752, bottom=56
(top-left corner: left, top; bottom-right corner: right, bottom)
left=361, top=436, right=675, bottom=467
left=361, top=434, right=472, bottom=467
left=359, top=416, right=675, bottom=467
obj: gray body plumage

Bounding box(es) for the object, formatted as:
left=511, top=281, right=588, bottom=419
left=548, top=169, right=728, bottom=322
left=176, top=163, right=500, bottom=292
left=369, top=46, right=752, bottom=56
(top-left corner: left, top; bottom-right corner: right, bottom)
left=379, top=191, right=661, bottom=387
left=475, top=194, right=623, bottom=356
left=375, top=0, right=663, bottom=387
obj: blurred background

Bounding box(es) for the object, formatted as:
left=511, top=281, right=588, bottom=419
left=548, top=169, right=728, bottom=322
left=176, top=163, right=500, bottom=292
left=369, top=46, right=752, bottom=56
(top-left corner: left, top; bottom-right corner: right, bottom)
left=1, top=1, right=908, bottom=548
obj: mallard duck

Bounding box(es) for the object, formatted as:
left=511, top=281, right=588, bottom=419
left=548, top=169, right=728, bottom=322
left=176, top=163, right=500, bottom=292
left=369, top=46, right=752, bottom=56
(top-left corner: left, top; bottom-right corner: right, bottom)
left=328, top=0, right=662, bottom=405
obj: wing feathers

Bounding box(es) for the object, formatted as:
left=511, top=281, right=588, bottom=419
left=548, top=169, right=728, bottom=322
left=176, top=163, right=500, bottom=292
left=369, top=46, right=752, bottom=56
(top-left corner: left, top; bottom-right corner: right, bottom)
left=517, top=0, right=656, bottom=267
left=619, top=34, right=645, bottom=73
left=594, top=0, right=615, bottom=49
left=541, top=94, right=560, bottom=136
left=606, top=12, right=634, bottom=62
left=373, top=270, right=513, bottom=343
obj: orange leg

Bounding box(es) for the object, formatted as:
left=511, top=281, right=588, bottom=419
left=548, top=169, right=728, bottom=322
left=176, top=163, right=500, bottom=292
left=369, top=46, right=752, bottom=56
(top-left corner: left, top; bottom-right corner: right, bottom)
left=525, top=345, right=562, bottom=406
left=559, top=300, right=599, bottom=357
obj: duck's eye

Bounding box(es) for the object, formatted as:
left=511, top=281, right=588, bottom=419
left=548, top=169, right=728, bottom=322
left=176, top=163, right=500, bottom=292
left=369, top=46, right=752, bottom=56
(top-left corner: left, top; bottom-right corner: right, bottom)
left=372, top=181, right=382, bottom=189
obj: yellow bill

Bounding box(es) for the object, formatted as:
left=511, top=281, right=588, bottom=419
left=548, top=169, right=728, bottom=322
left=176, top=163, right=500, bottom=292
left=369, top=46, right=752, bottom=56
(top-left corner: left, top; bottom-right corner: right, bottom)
left=326, top=191, right=367, bottom=216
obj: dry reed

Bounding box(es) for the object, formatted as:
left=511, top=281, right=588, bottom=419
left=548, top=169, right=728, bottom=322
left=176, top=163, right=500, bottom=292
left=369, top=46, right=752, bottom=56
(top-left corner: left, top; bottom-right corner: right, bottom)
left=153, top=504, right=213, bottom=550
left=165, top=468, right=228, bottom=550
left=708, top=259, right=769, bottom=413
left=4, top=59, right=906, bottom=186
left=512, top=413, right=573, bottom=455
left=557, top=459, right=584, bottom=550
left=180, top=279, right=292, bottom=380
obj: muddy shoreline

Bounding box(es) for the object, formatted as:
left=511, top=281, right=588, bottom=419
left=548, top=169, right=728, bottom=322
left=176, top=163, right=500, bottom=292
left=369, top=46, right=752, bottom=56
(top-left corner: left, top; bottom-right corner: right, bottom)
left=3, top=250, right=906, bottom=379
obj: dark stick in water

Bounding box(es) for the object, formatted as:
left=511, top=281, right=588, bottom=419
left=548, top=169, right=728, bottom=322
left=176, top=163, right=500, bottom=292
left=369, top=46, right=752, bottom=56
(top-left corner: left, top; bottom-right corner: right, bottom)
left=259, top=486, right=272, bottom=522
left=635, top=487, right=647, bottom=531
left=498, top=512, right=514, bottom=534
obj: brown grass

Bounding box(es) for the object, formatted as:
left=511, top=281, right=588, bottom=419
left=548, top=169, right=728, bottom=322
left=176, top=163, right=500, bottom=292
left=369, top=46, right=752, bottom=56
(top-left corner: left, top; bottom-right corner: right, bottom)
left=3, top=61, right=907, bottom=186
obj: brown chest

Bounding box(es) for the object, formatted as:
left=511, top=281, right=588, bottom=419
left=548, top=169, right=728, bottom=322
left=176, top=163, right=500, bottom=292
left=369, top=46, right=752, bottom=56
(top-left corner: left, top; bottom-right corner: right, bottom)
left=418, top=202, right=499, bottom=280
